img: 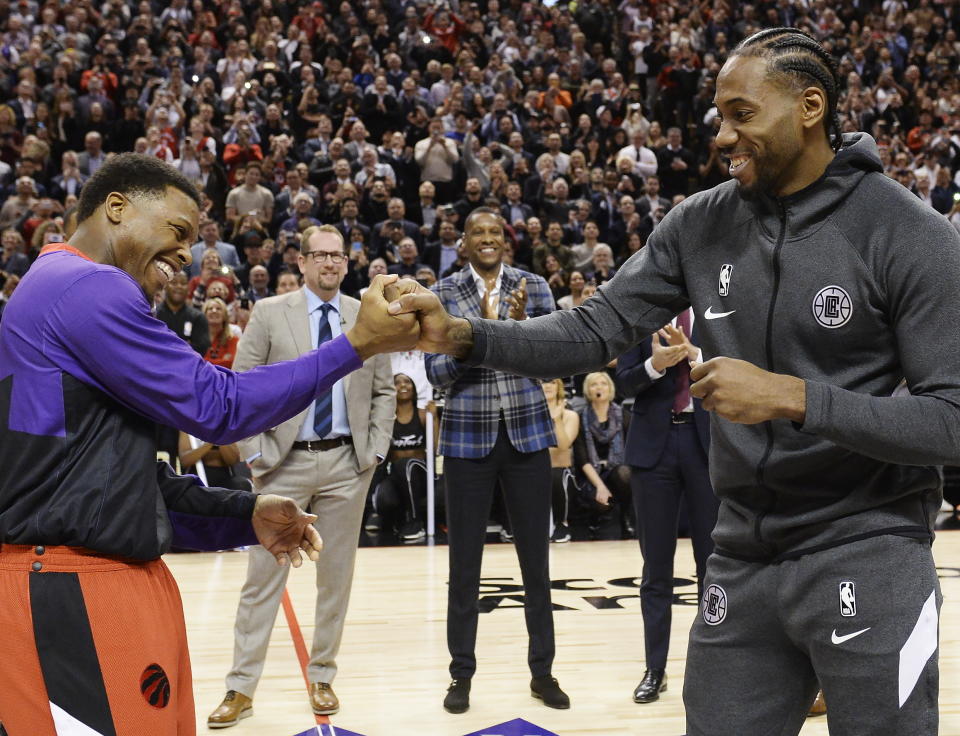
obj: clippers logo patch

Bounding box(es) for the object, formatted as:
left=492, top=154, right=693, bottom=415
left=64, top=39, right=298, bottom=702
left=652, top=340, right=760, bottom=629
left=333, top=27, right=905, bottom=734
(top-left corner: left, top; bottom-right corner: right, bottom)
left=701, top=584, right=727, bottom=625
left=840, top=581, right=857, bottom=617
left=140, top=663, right=171, bottom=708
left=718, top=264, right=733, bottom=297
left=813, top=286, right=852, bottom=328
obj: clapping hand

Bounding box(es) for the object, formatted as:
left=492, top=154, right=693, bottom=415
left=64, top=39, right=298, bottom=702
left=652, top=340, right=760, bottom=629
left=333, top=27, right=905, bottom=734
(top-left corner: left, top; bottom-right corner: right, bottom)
left=658, top=323, right=698, bottom=361
left=505, top=276, right=528, bottom=320
left=650, top=327, right=689, bottom=373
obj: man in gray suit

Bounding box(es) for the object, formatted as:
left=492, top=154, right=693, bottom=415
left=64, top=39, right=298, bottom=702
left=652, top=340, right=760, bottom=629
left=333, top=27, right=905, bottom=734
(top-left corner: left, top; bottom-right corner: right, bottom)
left=208, top=224, right=396, bottom=728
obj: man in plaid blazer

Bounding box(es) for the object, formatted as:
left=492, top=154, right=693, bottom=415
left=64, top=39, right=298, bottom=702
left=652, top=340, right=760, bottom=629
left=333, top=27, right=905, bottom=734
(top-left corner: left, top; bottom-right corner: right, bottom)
left=425, top=208, right=570, bottom=714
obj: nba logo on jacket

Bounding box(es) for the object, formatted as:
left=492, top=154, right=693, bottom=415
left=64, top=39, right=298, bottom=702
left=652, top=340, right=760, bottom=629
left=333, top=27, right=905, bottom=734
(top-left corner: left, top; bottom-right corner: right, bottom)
left=718, top=264, right=733, bottom=297
left=839, top=581, right=857, bottom=617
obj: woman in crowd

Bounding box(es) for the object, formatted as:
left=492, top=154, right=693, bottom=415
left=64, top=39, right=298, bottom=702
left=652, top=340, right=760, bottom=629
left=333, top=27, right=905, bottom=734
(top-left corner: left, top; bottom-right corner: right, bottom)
left=0, top=105, right=23, bottom=167
left=30, top=221, right=66, bottom=257
left=201, top=296, right=240, bottom=369
left=275, top=268, right=301, bottom=295
left=645, top=120, right=667, bottom=150
left=1, top=229, right=29, bottom=277
left=188, top=247, right=235, bottom=304
left=575, top=371, right=633, bottom=539
left=543, top=378, right=580, bottom=543
left=543, top=252, right=569, bottom=304
left=556, top=271, right=589, bottom=310
left=618, top=232, right=644, bottom=267
left=369, top=374, right=439, bottom=542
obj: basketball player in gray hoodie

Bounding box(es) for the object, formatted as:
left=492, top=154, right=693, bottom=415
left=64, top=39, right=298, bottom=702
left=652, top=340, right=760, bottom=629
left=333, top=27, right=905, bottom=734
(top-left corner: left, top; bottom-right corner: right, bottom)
left=393, top=27, right=958, bottom=736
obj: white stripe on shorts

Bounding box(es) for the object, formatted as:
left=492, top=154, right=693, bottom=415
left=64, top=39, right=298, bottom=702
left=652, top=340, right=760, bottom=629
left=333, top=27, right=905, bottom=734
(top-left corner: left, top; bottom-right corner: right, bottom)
left=898, top=589, right=938, bottom=708
left=50, top=702, right=106, bottom=736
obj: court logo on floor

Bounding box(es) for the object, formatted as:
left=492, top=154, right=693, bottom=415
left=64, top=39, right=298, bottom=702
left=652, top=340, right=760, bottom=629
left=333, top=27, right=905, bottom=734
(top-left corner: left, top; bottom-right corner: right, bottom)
left=292, top=725, right=368, bottom=736
left=462, top=718, right=558, bottom=736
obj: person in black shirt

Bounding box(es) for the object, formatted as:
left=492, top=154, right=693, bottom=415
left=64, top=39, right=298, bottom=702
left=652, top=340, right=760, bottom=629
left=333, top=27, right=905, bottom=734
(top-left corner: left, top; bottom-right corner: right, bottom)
left=368, top=373, right=439, bottom=542
left=156, top=271, right=211, bottom=356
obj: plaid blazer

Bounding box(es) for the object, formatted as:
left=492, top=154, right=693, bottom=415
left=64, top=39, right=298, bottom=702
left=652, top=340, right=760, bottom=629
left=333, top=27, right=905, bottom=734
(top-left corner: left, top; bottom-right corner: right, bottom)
left=425, top=264, right=557, bottom=459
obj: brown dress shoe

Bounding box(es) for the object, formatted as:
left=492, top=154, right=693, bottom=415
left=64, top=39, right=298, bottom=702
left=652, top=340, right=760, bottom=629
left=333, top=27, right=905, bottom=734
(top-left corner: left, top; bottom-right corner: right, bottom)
left=808, top=690, right=827, bottom=717
left=207, top=690, right=253, bottom=729
left=309, top=682, right=340, bottom=715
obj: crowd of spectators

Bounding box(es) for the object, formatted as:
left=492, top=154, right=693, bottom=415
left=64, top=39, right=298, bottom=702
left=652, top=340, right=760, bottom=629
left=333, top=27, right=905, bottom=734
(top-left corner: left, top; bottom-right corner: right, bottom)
left=3, top=0, right=960, bottom=324
left=2, top=0, right=960, bottom=537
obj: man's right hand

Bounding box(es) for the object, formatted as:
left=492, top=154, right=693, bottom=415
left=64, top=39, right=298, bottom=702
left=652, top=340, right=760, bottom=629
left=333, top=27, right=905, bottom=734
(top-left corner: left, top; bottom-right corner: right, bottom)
left=387, top=278, right=475, bottom=358
left=650, top=330, right=688, bottom=373
left=346, top=274, right=421, bottom=360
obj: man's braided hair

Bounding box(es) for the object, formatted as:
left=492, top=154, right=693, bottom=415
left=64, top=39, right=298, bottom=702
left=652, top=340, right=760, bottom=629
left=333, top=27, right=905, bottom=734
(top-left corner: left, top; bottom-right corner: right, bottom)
left=732, top=27, right=844, bottom=152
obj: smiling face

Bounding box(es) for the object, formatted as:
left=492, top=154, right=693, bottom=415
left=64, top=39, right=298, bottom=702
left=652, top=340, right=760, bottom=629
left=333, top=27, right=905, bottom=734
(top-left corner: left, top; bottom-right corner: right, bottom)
left=464, top=211, right=505, bottom=274
left=165, top=271, right=189, bottom=306
left=394, top=373, right=415, bottom=403
left=299, top=229, right=347, bottom=298
left=108, top=186, right=198, bottom=300
left=714, top=55, right=810, bottom=198
left=203, top=298, right=227, bottom=326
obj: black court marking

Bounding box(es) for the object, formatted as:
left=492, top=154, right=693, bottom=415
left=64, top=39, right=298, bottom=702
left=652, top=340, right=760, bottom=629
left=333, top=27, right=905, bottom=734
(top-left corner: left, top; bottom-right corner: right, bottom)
left=30, top=572, right=116, bottom=735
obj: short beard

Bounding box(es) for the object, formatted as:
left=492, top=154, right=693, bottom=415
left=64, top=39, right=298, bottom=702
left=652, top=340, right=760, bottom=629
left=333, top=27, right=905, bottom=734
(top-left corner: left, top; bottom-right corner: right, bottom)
left=735, top=152, right=783, bottom=203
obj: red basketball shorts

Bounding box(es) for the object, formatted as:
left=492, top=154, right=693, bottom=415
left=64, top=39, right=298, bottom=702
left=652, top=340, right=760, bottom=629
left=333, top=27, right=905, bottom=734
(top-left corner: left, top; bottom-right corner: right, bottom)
left=0, top=545, right=195, bottom=736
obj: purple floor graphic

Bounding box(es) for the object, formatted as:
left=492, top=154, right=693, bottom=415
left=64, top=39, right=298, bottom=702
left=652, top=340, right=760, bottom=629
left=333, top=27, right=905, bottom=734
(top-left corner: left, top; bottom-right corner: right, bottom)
left=292, top=724, right=368, bottom=736
left=462, top=718, right=559, bottom=736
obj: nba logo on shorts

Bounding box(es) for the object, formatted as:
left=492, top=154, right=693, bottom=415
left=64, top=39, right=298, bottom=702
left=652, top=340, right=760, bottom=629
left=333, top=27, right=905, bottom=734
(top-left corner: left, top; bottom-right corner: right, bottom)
left=839, top=581, right=857, bottom=617
left=718, top=264, right=733, bottom=297
left=702, top=584, right=727, bottom=625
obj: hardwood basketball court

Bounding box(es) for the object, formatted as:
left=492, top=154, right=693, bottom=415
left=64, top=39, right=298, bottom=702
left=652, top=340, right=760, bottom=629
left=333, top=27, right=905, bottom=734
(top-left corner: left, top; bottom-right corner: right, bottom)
left=174, top=533, right=960, bottom=735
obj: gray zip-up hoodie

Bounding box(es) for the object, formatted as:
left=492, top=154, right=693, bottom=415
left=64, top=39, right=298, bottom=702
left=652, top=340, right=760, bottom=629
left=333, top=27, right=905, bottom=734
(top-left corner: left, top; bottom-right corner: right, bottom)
left=467, top=133, right=960, bottom=562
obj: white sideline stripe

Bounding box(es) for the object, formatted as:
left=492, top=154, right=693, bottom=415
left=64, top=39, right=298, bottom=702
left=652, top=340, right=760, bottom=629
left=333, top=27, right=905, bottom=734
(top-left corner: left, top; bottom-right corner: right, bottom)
left=50, top=702, right=106, bottom=736
left=898, top=590, right=939, bottom=708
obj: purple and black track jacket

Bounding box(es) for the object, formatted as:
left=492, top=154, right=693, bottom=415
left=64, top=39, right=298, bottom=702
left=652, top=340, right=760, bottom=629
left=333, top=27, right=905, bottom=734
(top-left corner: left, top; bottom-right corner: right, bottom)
left=0, top=247, right=361, bottom=560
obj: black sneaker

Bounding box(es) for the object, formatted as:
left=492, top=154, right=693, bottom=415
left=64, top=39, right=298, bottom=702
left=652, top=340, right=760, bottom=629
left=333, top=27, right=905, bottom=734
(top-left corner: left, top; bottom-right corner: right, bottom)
left=364, top=512, right=382, bottom=533
left=399, top=519, right=426, bottom=541
left=531, top=675, right=570, bottom=709
left=551, top=522, right=571, bottom=543
left=443, top=678, right=471, bottom=713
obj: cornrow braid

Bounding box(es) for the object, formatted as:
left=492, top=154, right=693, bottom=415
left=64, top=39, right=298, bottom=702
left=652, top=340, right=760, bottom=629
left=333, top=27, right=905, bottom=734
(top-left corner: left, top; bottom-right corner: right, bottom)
left=733, top=27, right=844, bottom=152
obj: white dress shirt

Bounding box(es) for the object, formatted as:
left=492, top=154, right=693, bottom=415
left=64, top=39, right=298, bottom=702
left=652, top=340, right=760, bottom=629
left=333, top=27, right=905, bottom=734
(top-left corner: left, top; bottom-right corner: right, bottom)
left=297, top=289, right=351, bottom=440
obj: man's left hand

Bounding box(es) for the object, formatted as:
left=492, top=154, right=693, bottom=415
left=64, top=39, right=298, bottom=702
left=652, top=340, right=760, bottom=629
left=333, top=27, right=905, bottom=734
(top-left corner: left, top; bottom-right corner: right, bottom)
left=251, top=494, right=323, bottom=567
left=689, top=357, right=805, bottom=424
left=505, top=276, right=527, bottom=320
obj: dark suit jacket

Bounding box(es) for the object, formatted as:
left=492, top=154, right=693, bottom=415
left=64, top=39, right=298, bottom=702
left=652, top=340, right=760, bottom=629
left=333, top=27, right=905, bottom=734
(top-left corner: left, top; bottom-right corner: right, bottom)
left=371, top=218, right=422, bottom=260
left=500, top=201, right=534, bottom=226
left=615, top=327, right=710, bottom=469
left=636, top=195, right=672, bottom=219
left=334, top=220, right=371, bottom=244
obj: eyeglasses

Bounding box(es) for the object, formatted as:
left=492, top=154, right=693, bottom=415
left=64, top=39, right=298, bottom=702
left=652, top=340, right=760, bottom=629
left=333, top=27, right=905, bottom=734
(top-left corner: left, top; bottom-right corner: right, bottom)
left=302, top=250, right=346, bottom=264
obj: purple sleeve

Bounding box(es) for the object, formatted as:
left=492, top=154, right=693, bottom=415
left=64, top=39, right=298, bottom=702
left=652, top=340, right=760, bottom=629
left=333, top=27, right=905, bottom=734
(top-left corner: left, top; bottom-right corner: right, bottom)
left=156, top=461, right=259, bottom=551
left=45, top=270, right=362, bottom=444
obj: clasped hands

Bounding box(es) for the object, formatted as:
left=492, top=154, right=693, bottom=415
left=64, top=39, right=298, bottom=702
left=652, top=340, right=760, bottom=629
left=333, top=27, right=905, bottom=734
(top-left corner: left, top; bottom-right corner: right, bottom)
left=346, top=274, right=470, bottom=360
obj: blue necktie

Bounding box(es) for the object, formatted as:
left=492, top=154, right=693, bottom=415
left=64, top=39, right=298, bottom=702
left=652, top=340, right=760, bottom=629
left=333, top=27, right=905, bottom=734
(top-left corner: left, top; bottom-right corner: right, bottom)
left=312, top=303, right=334, bottom=438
